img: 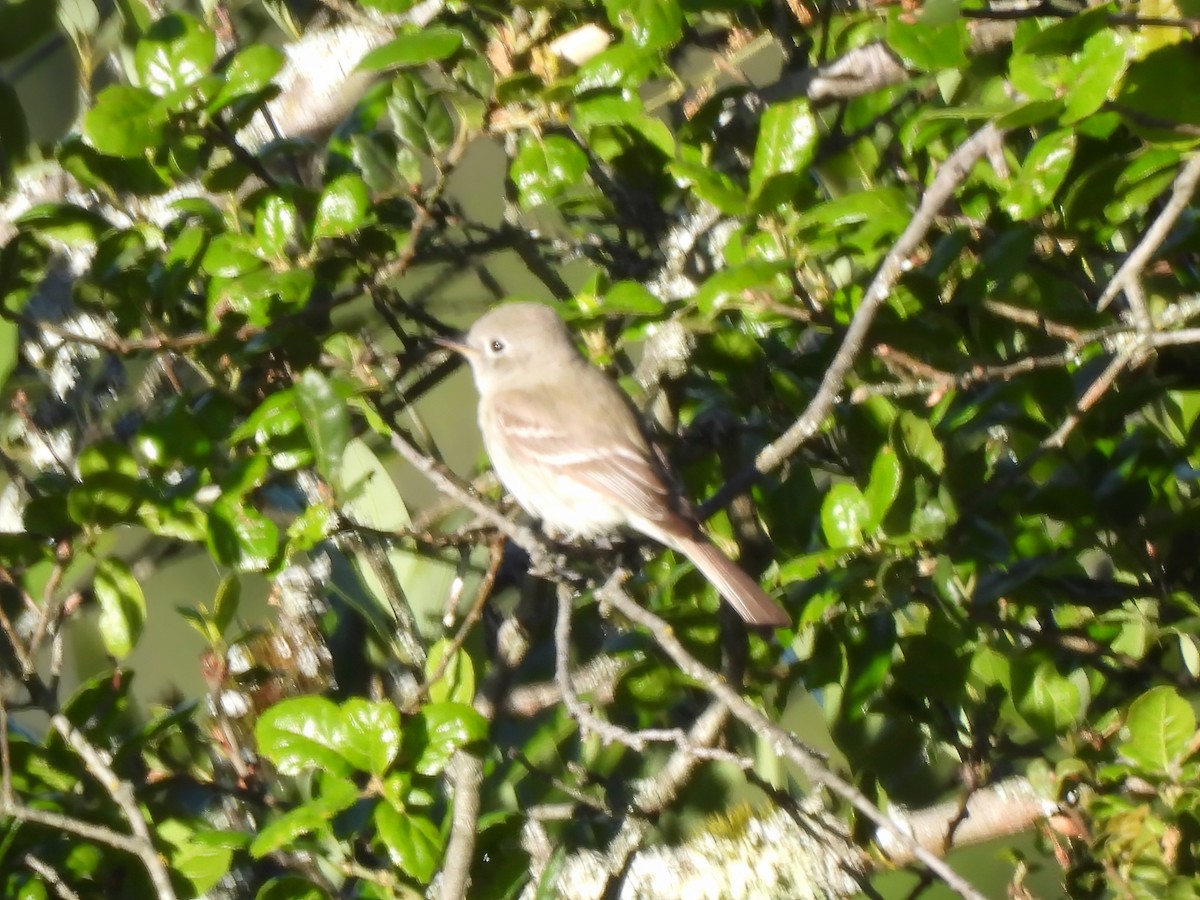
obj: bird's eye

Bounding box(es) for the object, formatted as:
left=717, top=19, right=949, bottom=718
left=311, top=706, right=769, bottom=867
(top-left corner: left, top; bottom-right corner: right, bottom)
left=489, top=339, right=505, bottom=354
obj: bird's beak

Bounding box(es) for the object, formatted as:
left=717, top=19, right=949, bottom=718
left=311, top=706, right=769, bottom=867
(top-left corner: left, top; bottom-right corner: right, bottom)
left=433, top=334, right=474, bottom=356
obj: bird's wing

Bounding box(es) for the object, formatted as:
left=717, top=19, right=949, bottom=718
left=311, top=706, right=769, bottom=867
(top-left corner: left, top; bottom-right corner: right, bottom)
left=487, top=386, right=683, bottom=530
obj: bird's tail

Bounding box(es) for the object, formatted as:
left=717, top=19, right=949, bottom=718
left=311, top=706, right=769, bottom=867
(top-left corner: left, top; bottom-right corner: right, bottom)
left=672, top=534, right=790, bottom=628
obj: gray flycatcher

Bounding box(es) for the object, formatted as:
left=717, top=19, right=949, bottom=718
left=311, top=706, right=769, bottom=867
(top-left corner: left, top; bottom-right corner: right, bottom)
left=439, top=302, right=790, bottom=628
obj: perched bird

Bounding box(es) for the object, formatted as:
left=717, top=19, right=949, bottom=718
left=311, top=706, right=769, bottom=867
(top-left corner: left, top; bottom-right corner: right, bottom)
left=439, top=302, right=790, bottom=628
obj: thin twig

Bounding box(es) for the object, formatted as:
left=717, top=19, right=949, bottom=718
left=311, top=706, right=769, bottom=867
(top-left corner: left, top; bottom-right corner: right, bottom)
left=414, top=535, right=505, bottom=704
left=1097, top=154, right=1200, bottom=311
left=596, top=577, right=989, bottom=900
left=23, top=854, right=83, bottom=900
left=47, top=712, right=178, bottom=900
left=553, top=583, right=752, bottom=765
left=702, top=123, right=1005, bottom=517
left=388, top=429, right=544, bottom=557
left=1041, top=343, right=1140, bottom=450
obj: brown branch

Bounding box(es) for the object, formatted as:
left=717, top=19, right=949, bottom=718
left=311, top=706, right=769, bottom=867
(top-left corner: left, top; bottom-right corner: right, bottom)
left=1041, top=341, right=1140, bottom=450
left=46, top=711, right=177, bottom=899
left=878, top=777, right=1057, bottom=864
left=22, top=853, right=83, bottom=900
left=387, top=429, right=545, bottom=559
left=413, top=534, right=505, bottom=705
left=1097, top=153, right=1200, bottom=312
left=596, top=576, right=990, bottom=900
left=505, top=654, right=631, bottom=717
left=553, top=582, right=751, bottom=764
left=702, top=122, right=1006, bottom=517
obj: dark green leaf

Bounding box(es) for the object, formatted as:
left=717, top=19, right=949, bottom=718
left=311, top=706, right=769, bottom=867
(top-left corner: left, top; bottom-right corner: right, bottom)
left=749, top=98, right=817, bottom=210
left=83, top=85, right=166, bottom=158
left=295, top=368, right=350, bottom=486
left=135, top=13, right=217, bottom=97
left=1121, top=685, right=1195, bottom=773
left=1002, top=129, right=1077, bottom=220
left=256, top=696, right=351, bottom=777
left=313, top=174, right=371, bottom=241
left=335, top=698, right=401, bottom=775
left=93, top=558, right=147, bottom=659
left=510, top=134, right=588, bottom=210
left=375, top=803, right=442, bottom=883
left=359, top=26, right=464, bottom=70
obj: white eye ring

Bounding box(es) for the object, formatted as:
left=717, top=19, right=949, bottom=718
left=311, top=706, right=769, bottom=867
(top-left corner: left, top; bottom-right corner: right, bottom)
left=489, top=339, right=505, bottom=354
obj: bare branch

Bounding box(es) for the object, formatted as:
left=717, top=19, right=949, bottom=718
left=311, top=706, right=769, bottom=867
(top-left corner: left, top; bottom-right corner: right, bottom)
left=596, top=577, right=990, bottom=900
left=553, top=582, right=751, bottom=764
left=703, top=123, right=1006, bottom=516
left=1097, top=154, right=1200, bottom=311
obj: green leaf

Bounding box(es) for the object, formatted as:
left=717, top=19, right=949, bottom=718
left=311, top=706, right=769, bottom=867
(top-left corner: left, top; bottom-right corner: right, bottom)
left=862, top=446, right=902, bottom=533
left=411, top=702, right=487, bottom=775
left=885, top=12, right=968, bottom=72
left=693, top=261, right=792, bottom=317
left=171, top=830, right=244, bottom=895
left=295, top=369, right=350, bottom=486
left=510, top=134, right=588, bottom=210
left=83, top=85, right=166, bottom=158
left=424, top=640, right=476, bottom=705
left=820, top=483, right=869, bottom=550
left=14, top=203, right=111, bottom=245
left=1119, top=44, right=1200, bottom=138
left=256, top=697, right=351, bottom=777
left=335, top=698, right=401, bottom=776
left=1063, top=28, right=1129, bottom=123
left=254, top=193, right=302, bottom=259
left=1002, top=129, right=1077, bottom=220
left=211, top=44, right=285, bottom=112
left=601, top=281, right=665, bottom=315
left=375, top=803, right=442, bottom=883
left=212, top=574, right=241, bottom=637
left=668, top=156, right=748, bottom=215
left=313, top=174, right=371, bottom=241
left=255, top=875, right=325, bottom=900
left=604, top=0, right=682, bottom=51
left=209, top=268, right=315, bottom=330
left=201, top=233, right=263, bottom=278
left=135, top=12, right=216, bottom=97
left=93, top=558, right=147, bottom=659
left=388, top=73, right=455, bottom=158
left=250, top=805, right=330, bottom=858
left=575, top=42, right=660, bottom=92
left=1012, top=658, right=1084, bottom=737
left=206, top=496, right=280, bottom=573
left=895, top=411, right=945, bottom=474
left=1121, top=685, right=1196, bottom=773
left=359, top=26, right=464, bottom=70
left=0, top=314, right=16, bottom=391
left=749, top=98, right=817, bottom=210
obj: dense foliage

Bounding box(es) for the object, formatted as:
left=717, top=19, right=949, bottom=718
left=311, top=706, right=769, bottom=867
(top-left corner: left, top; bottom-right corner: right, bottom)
left=1, top=0, right=1199, bottom=897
